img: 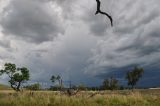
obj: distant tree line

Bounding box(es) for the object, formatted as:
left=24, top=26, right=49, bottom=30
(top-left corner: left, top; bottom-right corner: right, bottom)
left=0, top=63, right=144, bottom=92
left=24, top=83, right=41, bottom=91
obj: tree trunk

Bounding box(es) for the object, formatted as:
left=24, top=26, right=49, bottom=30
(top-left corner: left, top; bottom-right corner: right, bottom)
left=16, top=81, right=21, bottom=91
left=131, top=85, right=134, bottom=91
left=10, top=84, right=17, bottom=91
left=58, top=79, right=61, bottom=91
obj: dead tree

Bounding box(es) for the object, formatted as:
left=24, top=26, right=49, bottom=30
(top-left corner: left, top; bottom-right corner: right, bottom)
left=95, top=0, right=113, bottom=26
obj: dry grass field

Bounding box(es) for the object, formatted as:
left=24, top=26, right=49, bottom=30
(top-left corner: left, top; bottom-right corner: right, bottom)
left=0, top=89, right=160, bottom=106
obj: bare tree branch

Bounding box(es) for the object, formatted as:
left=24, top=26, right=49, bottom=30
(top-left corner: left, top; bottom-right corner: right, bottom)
left=95, top=0, right=113, bottom=26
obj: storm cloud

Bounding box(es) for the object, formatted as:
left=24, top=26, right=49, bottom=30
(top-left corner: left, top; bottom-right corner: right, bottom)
left=0, top=0, right=64, bottom=43
left=0, top=0, right=160, bottom=87
left=85, top=0, right=160, bottom=86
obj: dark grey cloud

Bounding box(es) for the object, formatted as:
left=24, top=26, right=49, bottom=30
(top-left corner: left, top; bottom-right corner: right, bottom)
left=2, top=23, right=99, bottom=86
left=0, top=0, right=64, bottom=43
left=95, top=65, right=160, bottom=87
left=0, top=0, right=160, bottom=87
left=80, top=1, right=109, bottom=36
left=85, top=0, right=160, bottom=87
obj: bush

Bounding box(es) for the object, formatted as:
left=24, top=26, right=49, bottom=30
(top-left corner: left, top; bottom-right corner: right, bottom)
left=24, top=83, right=41, bottom=90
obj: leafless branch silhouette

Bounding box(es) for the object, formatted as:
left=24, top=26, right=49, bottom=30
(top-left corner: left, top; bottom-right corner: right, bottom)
left=95, top=0, right=113, bottom=26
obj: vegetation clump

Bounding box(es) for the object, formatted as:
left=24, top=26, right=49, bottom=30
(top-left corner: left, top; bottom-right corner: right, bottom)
left=0, top=63, right=30, bottom=91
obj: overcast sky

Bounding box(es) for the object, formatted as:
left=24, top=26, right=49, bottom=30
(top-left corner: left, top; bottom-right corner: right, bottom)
left=0, top=0, right=160, bottom=87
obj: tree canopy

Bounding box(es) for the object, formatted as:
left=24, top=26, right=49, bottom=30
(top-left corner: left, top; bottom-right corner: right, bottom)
left=126, top=66, right=144, bottom=89
left=102, top=77, right=118, bottom=90
left=0, top=63, right=30, bottom=91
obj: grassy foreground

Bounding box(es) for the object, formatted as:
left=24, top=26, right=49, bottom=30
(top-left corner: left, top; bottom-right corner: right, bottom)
left=0, top=90, right=160, bottom=106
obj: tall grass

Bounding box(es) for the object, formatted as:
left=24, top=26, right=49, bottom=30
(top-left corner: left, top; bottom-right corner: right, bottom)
left=0, top=90, right=159, bottom=106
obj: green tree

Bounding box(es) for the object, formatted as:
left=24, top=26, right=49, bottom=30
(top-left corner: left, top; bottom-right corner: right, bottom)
left=125, top=66, right=144, bottom=89
left=102, top=77, right=118, bottom=90
left=56, top=75, right=61, bottom=86
left=102, top=79, right=110, bottom=90
left=50, top=75, right=62, bottom=90
left=110, top=77, right=118, bottom=90
left=0, top=63, right=30, bottom=91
